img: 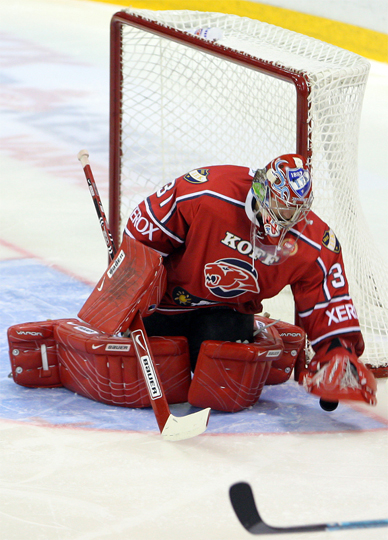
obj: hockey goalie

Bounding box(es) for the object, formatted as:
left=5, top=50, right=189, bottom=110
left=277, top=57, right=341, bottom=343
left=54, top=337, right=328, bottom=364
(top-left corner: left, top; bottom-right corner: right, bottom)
left=8, top=154, right=376, bottom=413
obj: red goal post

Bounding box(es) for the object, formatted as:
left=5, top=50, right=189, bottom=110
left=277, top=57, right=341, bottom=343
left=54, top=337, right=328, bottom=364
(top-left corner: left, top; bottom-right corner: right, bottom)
left=109, top=10, right=310, bottom=242
left=108, top=9, right=388, bottom=375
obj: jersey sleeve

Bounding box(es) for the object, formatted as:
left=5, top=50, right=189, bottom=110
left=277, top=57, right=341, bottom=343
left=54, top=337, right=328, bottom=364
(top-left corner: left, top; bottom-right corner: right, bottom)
left=124, top=176, right=194, bottom=256
left=292, top=232, right=364, bottom=356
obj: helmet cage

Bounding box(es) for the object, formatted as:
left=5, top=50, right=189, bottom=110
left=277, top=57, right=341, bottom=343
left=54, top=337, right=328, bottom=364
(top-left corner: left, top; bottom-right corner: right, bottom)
left=252, top=166, right=313, bottom=234
left=249, top=155, right=313, bottom=265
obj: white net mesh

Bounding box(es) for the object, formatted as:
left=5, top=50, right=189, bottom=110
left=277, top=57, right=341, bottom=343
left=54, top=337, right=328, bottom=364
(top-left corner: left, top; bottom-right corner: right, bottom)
left=110, top=9, right=388, bottom=371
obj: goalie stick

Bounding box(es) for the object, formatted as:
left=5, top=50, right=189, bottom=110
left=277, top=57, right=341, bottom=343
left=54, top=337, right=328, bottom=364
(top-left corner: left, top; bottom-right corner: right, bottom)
left=78, top=150, right=210, bottom=441
left=77, top=150, right=116, bottom=261
left=229, top=482, right=388, bottom=535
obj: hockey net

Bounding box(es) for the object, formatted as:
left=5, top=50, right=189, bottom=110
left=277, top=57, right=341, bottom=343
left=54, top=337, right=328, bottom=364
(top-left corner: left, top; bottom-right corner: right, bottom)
left=109, top=9, right=388, bottom=376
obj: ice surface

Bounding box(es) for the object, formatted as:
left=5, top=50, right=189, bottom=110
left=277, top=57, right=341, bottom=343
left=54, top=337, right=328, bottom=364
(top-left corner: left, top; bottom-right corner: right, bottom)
left=0, top=2, right=387, bottom=539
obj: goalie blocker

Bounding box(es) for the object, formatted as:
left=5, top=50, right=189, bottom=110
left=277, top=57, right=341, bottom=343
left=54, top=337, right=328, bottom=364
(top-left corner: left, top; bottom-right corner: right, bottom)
left=78, top=234, right=167, bottom=335
left=7, top=316, right=306, bottom=412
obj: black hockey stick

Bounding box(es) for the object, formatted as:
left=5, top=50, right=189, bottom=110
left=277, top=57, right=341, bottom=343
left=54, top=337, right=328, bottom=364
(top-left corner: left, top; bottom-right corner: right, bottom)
left=229, top=482, right=388, bottom=535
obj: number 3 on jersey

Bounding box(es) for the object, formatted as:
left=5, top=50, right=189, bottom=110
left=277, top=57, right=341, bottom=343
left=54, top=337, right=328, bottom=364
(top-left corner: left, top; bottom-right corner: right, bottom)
left=329, top=262, right=345, bottom=288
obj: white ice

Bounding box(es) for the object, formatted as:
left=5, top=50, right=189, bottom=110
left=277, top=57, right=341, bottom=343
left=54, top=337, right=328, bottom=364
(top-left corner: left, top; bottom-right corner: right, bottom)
left=0, top=2, right=387, bottom=539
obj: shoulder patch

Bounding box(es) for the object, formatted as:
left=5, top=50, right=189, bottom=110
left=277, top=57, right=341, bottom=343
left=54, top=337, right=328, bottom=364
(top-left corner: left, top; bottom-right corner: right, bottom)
left=184, top=169, right=209, bottom=184
left=322, top=229, right=341, bottom=253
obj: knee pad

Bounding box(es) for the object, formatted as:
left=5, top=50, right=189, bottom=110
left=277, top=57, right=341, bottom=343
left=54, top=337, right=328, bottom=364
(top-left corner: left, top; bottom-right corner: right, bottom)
left=188, top=322, right=284, bottom=412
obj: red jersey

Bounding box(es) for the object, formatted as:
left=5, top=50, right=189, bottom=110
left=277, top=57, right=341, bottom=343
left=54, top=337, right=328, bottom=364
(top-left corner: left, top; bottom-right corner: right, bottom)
left=125, top=165, right=363, bottom=353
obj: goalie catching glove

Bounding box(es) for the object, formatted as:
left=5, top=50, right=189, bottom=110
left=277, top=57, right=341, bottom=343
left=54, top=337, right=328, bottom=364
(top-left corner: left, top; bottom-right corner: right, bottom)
left=298, top=338, right=377, bottom=405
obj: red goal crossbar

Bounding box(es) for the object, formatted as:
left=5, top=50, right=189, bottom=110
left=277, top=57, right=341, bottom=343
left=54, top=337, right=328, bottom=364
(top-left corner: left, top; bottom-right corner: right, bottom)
left=108, top=11, right=310, bottom=248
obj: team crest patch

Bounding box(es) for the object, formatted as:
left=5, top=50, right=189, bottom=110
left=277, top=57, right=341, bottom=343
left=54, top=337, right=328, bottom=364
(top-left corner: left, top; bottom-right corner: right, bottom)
left=174, top=288, right=194, bottom=306
left=184, top=169, right=210, bottom=184
left=322, top=229, right=341, bottom=253
left=204, top=258, right=260, bottom=298
left=287, top=167, right=311, bottom=198
left=172, top=287, right=216, bottom=307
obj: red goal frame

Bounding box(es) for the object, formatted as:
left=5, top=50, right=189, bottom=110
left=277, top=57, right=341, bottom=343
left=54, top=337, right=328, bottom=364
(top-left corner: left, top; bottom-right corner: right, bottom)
left=108, top=11, right=310, bottom=248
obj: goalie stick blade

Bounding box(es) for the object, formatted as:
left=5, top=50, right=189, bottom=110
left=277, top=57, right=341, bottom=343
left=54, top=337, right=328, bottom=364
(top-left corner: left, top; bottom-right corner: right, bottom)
left=161, top=408, right=211, bottom=441
left=229, top=482, right=388, bottom=535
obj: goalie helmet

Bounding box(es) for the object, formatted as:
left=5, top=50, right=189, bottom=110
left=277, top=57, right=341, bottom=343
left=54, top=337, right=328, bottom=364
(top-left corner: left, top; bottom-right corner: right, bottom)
left=249, top=154, right=313, bottom=265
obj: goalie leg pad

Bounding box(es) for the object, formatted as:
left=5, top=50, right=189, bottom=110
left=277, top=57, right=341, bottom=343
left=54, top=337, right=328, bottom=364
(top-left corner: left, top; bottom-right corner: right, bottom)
left=8, top=320, right=66, bottom=387
left=54, top=320, right=191, bottom=407
left=188, top=324, right=283, bottom=412
left=254, top=316, right=307, bottom=385
left=8, top=319, right=191, bottom=407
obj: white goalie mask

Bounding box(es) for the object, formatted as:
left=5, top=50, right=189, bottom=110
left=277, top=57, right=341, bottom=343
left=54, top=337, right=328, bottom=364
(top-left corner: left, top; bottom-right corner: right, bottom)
left=249, top=154, right=313, bottom=265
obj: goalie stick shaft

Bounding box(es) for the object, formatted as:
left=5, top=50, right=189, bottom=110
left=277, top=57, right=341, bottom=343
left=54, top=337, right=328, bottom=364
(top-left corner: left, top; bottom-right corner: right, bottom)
left=78, top=150, right=116, bottom=262
left=78, top=150, right=210, bottom=441
left=229, top=482, right=388, bottom=535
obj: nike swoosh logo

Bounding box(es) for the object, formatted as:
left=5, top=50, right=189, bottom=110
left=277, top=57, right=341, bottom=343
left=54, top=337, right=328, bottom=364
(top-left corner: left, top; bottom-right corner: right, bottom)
left=91, top=344, right=104, bottom=350
left=97, top=277, right=105, bottom=292
left=134, top=332, right=146, bottom=352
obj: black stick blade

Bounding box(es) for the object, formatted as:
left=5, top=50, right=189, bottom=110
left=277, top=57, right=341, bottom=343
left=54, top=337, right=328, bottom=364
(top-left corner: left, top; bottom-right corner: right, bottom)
left=230, top=482, right=262, bottom=532
left=230, top=482, right=388, bottom=535
left=229, top=482, right=327, bottom=535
